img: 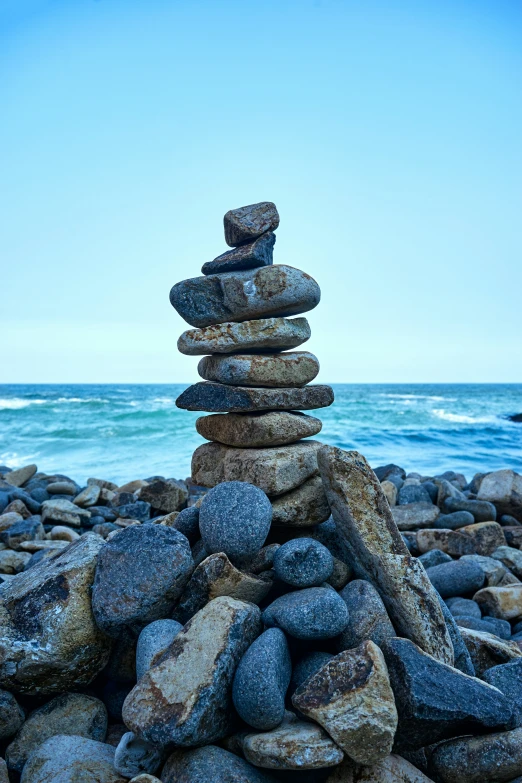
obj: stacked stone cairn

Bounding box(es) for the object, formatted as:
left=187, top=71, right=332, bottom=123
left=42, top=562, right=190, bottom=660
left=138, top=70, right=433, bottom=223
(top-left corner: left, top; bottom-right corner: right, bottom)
left=0, top=213, right=522, bottom=780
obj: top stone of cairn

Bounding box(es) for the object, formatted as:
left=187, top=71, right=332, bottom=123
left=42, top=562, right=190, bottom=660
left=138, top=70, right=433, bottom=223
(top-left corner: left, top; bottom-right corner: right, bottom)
left=224, top=201, right=280, bottom=247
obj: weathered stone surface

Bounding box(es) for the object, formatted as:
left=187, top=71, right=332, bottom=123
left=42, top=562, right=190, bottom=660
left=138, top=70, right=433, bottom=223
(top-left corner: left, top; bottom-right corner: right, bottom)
left=198, top=351, right=320, bottom=389
left=504, top=526, right=522, bottom=547
left=20, top=734, right=126, bottom=782
left=136, top=619, right=183, bottom=680
left=318, top=446, right=453, bottom=665
left=192, top=441, right=322, bottom=497
left=0, top=517, right=44, bottom=550
left=273, top=538, right=333, bottom=587
left=381, top=480, right=398, bottom=507
left=74, top=484, right=101, bottom=507
left=3, top=465, right=36, bottom=488
left=425, top=559, right=485, bottom=599
left=0, top=689, right=24, bottom=740
left=0, top=512, right=23, bottom=531
left=92, top=525, right=193, bottom=637
left=493, top=546, right=522, bottom=578
left=460, top=628, right=522, bottom=675
left=262, top=586, right=349, bottom=639
left=460, top=521, right=506, bottom=556
left=242, top=713, right=344, bottom=769
left=289, top=651, right=335, bottom=697
left=196, top=411, right=322, bottom=448
left=138, top=479, right=188, bottom=514
left=41, top=498, right=90, bottom=527
left=416, top=528, right=477, bottom=556
left=462, top=553, right=510, bottom=586
left=474, top=585, right=522, bottom=620
left=434, top=510, right=475, bottom=529
left=6, top=692, right=107, bottom=773
left=224, top=201, right=279, bottom=246
left=483, top=660, right=522, bottom=726
left=0, top=550, right=31, bottom=574
left=170, top=265, right=320, bottom=328
left=122, top=596, right=261, bottom=746
left=383, top=637, right=515, bottom=751
left=203, top=231, right=276, bottom=275
left=455, top=615, right=511, bottom=640
left=478, top=469, right=522, bottom=521
left=233, top=628, right=291, bottom=730
left=178, top=382, right=334, bottom=413
left=162, top=745, right=278, bottom=783
left=173, top=553, right=272, bottom=624
left=271, top=475, right=330, bottom=527
left=178, top=316, right=311, bottom=356
left=114, top=732, right=164, bottom=778
left=338, top=579, right=395, bottom=652
left=0, top=533, right=111, bottom=694
left=430, top=728, right=522, bottom=783
left=324, top=754, right=435, bottom=782
left=418, top=549, right=452, bottom=568
left=293, top=641, right=397, bottom=765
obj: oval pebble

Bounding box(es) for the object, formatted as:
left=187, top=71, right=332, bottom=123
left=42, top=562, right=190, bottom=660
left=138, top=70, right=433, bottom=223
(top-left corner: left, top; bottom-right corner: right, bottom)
left=273, top=538, right=334, bottom=587
left=262, top=587, right=349, bottom=639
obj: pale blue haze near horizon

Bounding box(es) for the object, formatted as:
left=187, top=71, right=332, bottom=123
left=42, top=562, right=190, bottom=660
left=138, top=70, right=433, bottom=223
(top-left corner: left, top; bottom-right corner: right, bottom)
left=1, top=0, right=521, bottom=384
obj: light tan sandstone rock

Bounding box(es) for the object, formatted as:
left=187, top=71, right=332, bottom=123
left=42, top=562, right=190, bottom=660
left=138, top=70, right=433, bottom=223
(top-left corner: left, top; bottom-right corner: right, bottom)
left=196, top=410, right=322, bottom=448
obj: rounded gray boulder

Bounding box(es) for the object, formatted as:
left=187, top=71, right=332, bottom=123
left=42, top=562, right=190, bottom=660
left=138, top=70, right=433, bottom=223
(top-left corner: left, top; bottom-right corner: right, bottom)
left=262, top=587, right=349, bottom=639
left=273, top=538, right=334, bottom=587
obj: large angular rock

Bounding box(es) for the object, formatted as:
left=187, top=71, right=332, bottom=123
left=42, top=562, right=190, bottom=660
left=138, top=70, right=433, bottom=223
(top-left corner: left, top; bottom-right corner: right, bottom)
left=0, top=533, right=111, bottom=694
left=137, top=479, right=188, bottom=514
left=338, top=579, right=395, bottom=652
left=460, top=628, right=522, bottom=675
left=198, top=351, right=319, bottom=388
left=383, top=637, right=515, bottom=751
left=177, top=381, right=334, bottom=413
left=318, top=447, right=453, bottom=665
left=196, top=410, right=322, bottom=448
left=192, top=441, right=322, bottom=497
left=324, top=754, right=436, bottom=782
left=122, top=596, right=261, bottom=746
left=20, top=734, right=126, bottom=782
left=478, top=469, right=522, bottom=521
left=3, top=464, right=36, bottom=488
left=430, top=728, right=522, bottom=783
left=173, top=553, right=272, bottom=624
left=170, top=265, right=320, bottom=328
left=224, top=201, right=279, bottom=246
left=293, top=641, right=398, bottom=765
left=177, top=316, right=311, bottom=356
left=6, top=692, right=107, bottom=773
left=203, top=231, right=276, bottom=275
left=162, top=745, right=278, bottom=783
left=483, top=660, right=522, bottom=726
left=474, top=584, right=522, bottom=620
left=392, top=503, right=440, bottom=531
left=92, top=525, right=193, bottom=637
left=271, top=475, right=331, bottom=527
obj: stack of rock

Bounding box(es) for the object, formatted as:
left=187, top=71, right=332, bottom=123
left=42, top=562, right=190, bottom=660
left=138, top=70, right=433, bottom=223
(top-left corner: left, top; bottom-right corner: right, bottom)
left=171, top=201, right=334, bottom=529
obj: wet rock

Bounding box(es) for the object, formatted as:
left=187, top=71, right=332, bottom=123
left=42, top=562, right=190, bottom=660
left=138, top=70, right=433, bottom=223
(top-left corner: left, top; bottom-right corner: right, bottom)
left=162, top=745, right=278, bottom=783
left=425, top=559, right=485, bottom=598
left=242, top=713, right=344, bottom=770
left=196, top=411, right=322, bottom=449
left=138, top=479, right=188, bottom=514
left=262, top=586, right=349, bottom=639
left=3, top=464, right=37, bottom=488
left=203, top=231, right=276, bottom=275
left=474, top=584, right=522, bottom=621
left=383, top=637, right=515, bottom=751
left=233, top=628, right=291, bottom=730
left=462, top=553, right=510, bottom=586
left=192, top=441, right=322, bottom=497
left=273, top=538, right=333, bottom=587
left=136, top=619, right=183, bottom=680
left=416, top=528, right=477, bottom=556
left=173, top=552, right=272, bottom=624
left=92, top=524, right=193, bottom=637
left=178, top=316, right=311, bottom=356
left=122, top=596, right=261, bottom=746
left=418, top=549, right=452, bottom=568
left=483, top=660, right=522, bottom=725
left=41, top=498, right=91, bottom=527
left=0, top=533, right=111, bottom=694
left=390, top=502, right=439, bottom=531
left=324, top=753, right=436, bottom=782
left=443, top=496, right=497, bottom=522
left=224, top=201, right=280, bottom=246
left=478, top=469, right=522, bottom=521
left=293, top=641, right=398, bottom=765
left=318, top=447, right=453, bottom=665
left=460, top=627, right=522, bottom=675
left=0, top=517, right=45, bottom=549
left=434, top=510, right=475, bottom=529
left=170, top=265, right=320, bottom=328
left=20, top=734, right=126, bottom=782
left=445, top=597, right=482, bottom=619
left=0, top=689, right=24, bottom=740
left=178, top=382, right=334, bottom=413
left=6, top=692, right=107, bottom=773
left=430, top=728, right=522, bottom=783
left=199, top=351, right=319, bottom=389
left=338, top=579, right=395, bottom=651
left=114, top=732, right=164, bottom=778
left=493, top=546, right=522, bottom=578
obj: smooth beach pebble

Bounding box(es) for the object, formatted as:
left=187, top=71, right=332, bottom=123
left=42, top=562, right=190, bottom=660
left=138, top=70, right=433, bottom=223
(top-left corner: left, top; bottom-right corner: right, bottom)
left=273, top=538, right=334, bottom=587
left=136, top=619, right=183, bottom=680
left=425, top=558, right=485, bottom=598
left=232, top=628, right=291, bottom=730
left=198, top=481, right=272, bottom=561
left=162, top=745, right=278, bottom=783
left=262, top=587, right=349, bottom=639
left=177, top=316, right=311, bottom=356
left=198, top=351, right=320, bottom=389
left=196, top=410, right=322, bottom=449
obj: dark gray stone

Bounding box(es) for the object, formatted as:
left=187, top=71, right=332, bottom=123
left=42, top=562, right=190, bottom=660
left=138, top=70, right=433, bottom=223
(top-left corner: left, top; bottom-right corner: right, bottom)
left=136, top=619, right=183, bottom=680
left=289, top=651, right=334, bottom=697
left=117, top=500, right=151, bottom=521
left=422, top=481, right=439, bottom=503
left=310, top=517, right=353, bottom=567
left=374, top=464, right=406, bottom=482
left=483, top=660, right=522, bottom=726
left=337, top=579, right=395, bottom=651
left=383, top=636, right=515, bottom=750
left=446, top=597, right=482, bottom=619
left=173, top=506, right=200, bottom=544
left=19, top=734, right=124, bottom=782
left=170, top=265, right=320, bottom=328
left=434, top=510, right=475, bottom=529
left=398, top=484, right=432, bottom=505
left=0, top=689, right=24, bottom=741
left=162, top=745, right=278, bottom=783
left=430, top=728, right=522, bottom=783
left=8, top=488, right=41, bottom=514
left=273, top=538, right=333, bottom=588
left=444, top=496, right=497, bottom=521
left=114, top=731, right=164, bottom=777
left=262, top=587, right=349, bottom=639
left=199, top=481, right=272, bottom=561
left=203, top=231, right=275, bottom=275
left=224, top=201, right=279, bottom=246
left=92, top=524, right=193, bottom=637
left=425, top=559, right=485, bottom=598
left=455, top=616, right=512, bottom=640
left=0, top=516, right=44, bottom=549
left=438, top=598, right=476, bottom=676
left=176, top=382, right=334, bottom=413
left=418, top=549, right=452, bottom=568
left=232, top=628, right=291, bottom=730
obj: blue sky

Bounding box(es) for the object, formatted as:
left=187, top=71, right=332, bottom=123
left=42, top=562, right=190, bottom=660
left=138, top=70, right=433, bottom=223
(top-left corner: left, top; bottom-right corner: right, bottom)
left=1, top=0, right=521, bottom=383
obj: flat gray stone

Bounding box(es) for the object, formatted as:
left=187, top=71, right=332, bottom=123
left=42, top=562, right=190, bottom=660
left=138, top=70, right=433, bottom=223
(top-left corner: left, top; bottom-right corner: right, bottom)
left=20, top=734, right=126, bottom=782
left=177, top=316, right=311, bottom=356
left=177, top=382, right=334, bottom=413
left=198, top=351, right=319, bottom=388
left=202, top=231, right=275, bottom=275
left=271, top=475, right=331, bottom=527
left=196, top=411, right=322, bottom=448
left=224, top=202, right=279, bottom=246
left=170, top=265, right=320, bottom=328
left=392, top=502, right=440, bottom=531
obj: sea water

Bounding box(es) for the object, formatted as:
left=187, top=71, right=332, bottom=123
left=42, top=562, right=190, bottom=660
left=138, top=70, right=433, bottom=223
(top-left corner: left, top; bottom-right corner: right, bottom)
left=0, top=384, right=520, bottom=485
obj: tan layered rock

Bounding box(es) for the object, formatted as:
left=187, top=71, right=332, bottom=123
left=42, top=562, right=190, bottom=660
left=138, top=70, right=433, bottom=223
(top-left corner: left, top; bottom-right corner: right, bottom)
left=381, top=481, right=398, bottom=507
left=318, top=446, right=453, bottom=665
left=271, top=475, right=330, bottom=527
left=460, top=627, right=522, bottom=675
left=325, top=754, right=435, bottom=782
left=478, top=468, right=522, bottom=521
left=178, top=316, right=311, bottom=356
left=474, top=584, right=522, bottom=620
left=198, top=351, right=319, bottom=388
left=416, top=528, right=476, bottom=557
left=3, top=465, right=37, bottom=488
left=292, top=641, right=397, bottom=765
left=492, top=545, right=522, bottom=578
left=391, top=503, right=440, bottom=531
left=192, top=440, right=322, bottom=497
left=196, top=410, right=322, bottom=448
left=460, top=521, right=506, bottom=556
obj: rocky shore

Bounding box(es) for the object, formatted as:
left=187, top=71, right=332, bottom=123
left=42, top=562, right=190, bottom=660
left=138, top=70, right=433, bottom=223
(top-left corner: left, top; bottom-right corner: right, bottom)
left=0, top=203, right=522, bottom=782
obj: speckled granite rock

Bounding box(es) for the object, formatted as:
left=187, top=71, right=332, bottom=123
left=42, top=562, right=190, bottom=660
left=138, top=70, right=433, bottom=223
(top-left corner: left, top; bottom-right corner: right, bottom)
left=0, top=689, right=24, bottom=741
left=20, top=734, right=126, bottom=783
left=262, top=586, right=349, bottom=639
left=177, top=316, right=311, bottom=356
left=203, top=231, right=276, bottom=275
left=178, top=382, right=334, bottom=413
left=324, top=754, right=435, bottom=782
left=271, top=475, right=331, bottom=526
left=460, top=627, right=522, bottom=675
left=273, top=538, right=333, bottom=587
left=337, top=579, right=395, bottom=652
left=430, top=728, right=522, bottom=783
left=162, top=745, right=278, bottom=783
left=223, top=202, right=280, bottom=246
left=198, top=351, right=320, bottom=388
left=474, top=584, right=522, bottom=620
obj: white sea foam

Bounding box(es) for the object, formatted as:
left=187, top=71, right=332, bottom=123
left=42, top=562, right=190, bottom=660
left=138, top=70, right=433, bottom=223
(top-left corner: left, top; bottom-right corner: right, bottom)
left=0, top=398, right=47, bottom=410
left=382, top=393, right=455, bottom=402
left=432, top=409, right=496, bottom=424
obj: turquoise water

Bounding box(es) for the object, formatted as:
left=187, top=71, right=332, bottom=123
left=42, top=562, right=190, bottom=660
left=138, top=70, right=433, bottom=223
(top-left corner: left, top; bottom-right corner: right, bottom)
left=0, top=384, right=520, bottom=485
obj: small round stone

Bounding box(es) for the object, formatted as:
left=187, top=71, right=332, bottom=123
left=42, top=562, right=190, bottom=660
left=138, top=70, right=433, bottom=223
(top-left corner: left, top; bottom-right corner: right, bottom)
left=136, top=619, right=183, bottom=680
left=233, top=628, right=291, bottom=730
left=262, top=587, right=349, bottom=639
left=199, top=481, right=272, bottom=561
left=173, top=506, right=200, bottom=545
left=273, top=538, right=334, bottom=587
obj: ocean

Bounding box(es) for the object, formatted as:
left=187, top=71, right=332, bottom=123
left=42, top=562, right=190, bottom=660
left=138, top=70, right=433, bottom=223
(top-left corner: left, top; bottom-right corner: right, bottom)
left=0, top=384, right=520, bottom=486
